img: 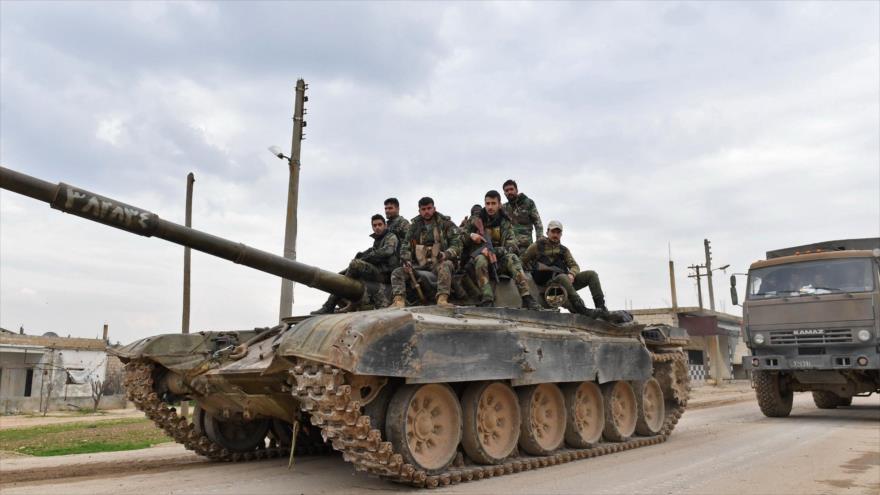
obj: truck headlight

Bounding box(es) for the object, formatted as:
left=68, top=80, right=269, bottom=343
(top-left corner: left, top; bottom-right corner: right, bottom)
left=857, top=329, right=872, bottom=342
left=753, top=333, right=765, bottom=345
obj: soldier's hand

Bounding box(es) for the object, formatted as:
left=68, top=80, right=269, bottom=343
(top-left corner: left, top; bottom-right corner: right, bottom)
left=436, top=251, right=446, bottom=262
left=481, top=247, right=490, bottom=258
left=567, top=273, right=575, bottom=284
left=404, top=261, right=413, bottom=273
left=470, top=233, right=484, bottom=244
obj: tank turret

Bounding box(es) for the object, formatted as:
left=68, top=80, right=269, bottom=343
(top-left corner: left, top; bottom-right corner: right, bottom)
left=0, top=166, right=364, bottom=301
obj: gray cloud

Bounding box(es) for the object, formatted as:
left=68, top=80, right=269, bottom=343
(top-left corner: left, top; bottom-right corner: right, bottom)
left=1, top=1, right=877, bottom=342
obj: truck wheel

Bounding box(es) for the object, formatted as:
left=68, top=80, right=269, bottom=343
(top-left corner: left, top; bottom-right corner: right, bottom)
left=812, top=391, right=841, bottom=409
left=754, top=371, right=793, bottom=417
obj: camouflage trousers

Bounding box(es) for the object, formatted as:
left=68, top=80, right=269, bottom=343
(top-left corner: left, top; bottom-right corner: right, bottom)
left=346, top=259, right=388, bottom=283
left=391, top=260, right=454, bottom=297
left=551, top=270, right=604, bottom=306
left=474, top=253, right=530, bottom=301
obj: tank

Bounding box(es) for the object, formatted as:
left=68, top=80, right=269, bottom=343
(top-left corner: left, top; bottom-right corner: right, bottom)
left=0, top=166, right=690, bottom=488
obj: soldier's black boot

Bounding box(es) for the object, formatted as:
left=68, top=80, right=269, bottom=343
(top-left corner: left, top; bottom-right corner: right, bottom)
left=521, top=294, right=541, bottom=310
left=478, top=296, right=494, bottom=307
left=310, top=296, right=338, bottom=315
left=570, top=297, right=590, bottom=316
left=592, top=296, right=609, bottom=313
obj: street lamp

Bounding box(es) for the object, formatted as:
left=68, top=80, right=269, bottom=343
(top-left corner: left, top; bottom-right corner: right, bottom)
left=268, top=145, right=288, bottom=161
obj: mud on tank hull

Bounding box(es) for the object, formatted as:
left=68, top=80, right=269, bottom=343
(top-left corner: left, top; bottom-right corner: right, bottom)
left=116, top=306, right=690, bottom=487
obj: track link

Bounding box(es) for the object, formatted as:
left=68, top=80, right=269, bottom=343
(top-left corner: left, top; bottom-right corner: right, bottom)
left=291, top=350, right=690, bottom=488
left=124, top=360, right=327, bottom=461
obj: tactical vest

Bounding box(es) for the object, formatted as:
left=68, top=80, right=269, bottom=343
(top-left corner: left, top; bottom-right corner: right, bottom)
left=532, top=239, right=570, bottom=285
left=412, top=222, right=443, bottom=267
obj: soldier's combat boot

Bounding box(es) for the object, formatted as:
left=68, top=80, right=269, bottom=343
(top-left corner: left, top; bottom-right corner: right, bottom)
left=521, top=294, right=541, bottom=310
left=436, top=294, right=453, bottom=308
left=569, top=296, right=590, bottom=316
left=390, top=295, right=406, bottom=309
left=478, top=295, right=494, bottom=307
left=593, top=296, right=609, bottom=313
left=310, top=296, right=338, bottom=315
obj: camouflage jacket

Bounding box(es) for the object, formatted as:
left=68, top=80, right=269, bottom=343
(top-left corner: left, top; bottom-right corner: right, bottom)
left=502, top=193, right=544, bottom=241
left=520, top=238, right=580, bottom=274
left=461, top=211, right=518, bottom=258
left=359, top=231, right=400, bottom=273
left=386, top=215, right=410, bottom=243
left=400, top=212, right=462, bottom=266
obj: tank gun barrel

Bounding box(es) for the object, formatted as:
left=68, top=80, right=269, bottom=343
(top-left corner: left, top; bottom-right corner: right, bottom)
left=0, top=166, right=365, bottom=301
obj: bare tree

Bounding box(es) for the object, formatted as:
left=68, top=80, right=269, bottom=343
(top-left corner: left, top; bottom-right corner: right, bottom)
left=90, top=378, right=106, bottom=412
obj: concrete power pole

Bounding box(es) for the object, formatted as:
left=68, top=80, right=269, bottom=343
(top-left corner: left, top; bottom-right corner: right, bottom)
left=704, top=238, right=716, bottom=311
left=278, top=79, right=308, bottom=321
left=688, top=264, right=704, bottom=310
left=181, top=172, right=194, bottom=419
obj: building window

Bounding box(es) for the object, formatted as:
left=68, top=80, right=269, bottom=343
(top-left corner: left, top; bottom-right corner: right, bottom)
left=687, top=350, right=705, bottom=366
left=24, top=368, right=34, bottom=397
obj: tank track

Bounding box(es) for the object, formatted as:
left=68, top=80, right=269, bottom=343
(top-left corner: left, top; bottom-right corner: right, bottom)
left=292, top=350, right=690, bottom=488
left=123, top=360, right=329, bottom=460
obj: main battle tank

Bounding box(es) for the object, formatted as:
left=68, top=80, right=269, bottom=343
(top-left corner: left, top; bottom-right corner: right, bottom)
left=1, top=166, right=690, bottom=488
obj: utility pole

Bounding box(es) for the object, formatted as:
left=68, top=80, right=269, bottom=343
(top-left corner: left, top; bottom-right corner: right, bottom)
left=704, top=238, right=715, bottom=311
left=279, top=79, right=308, bottom=321
left=182, top=172, right=194, bottom=335
left=668, top=242, right=678, bottom=310
left=688, top=264, right=704, bottom=310
left=181, top=172, right=194, bottom=419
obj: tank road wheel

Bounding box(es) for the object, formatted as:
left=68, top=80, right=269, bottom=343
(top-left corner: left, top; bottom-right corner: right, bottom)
left=203, top=413, right=271, bottom=453
left=385, top=384, right=462, bottom=474
left=602, top=381, right=637, bottom=442
left=518, top=383, right=566, bottom=455
left=635, top=378, right=665, bottom=436
left=562, top=381, right=604, bottom=448
left=462, top=381, right=521, bottom=464
left=754, top=371, right=793, bottom=417
left=812, top=391, right=842, bottom=409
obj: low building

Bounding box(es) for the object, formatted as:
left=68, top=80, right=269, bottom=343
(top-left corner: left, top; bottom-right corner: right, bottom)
left=631, top=307, right=746, bottom=386
left=0, top=331, right=126, bottom=414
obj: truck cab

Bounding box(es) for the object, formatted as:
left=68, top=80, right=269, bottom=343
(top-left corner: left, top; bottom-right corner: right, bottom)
left=736, top=239, right=880, bottom=417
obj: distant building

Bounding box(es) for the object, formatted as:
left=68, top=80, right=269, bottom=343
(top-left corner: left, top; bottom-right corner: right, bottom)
left=0, top=331, right=125, bottom=414
left=631, top=306, right=746, bottom=386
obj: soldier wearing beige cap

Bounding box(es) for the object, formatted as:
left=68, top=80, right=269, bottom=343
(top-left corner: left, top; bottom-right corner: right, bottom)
left=520, top=220, right=608, bottom=317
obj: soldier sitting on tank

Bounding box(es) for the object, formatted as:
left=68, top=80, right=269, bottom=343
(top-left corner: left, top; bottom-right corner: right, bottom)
left=461, top=190, right=541, bottom=309
left=390, top=197, right=462, bottom=308
left=520, top=220, right=608, bottom=317
left=312, top=214, right=400, bottom=314
left=502, top=179, right=545, bottom=254
left=384, top=197, right=410, bottom=241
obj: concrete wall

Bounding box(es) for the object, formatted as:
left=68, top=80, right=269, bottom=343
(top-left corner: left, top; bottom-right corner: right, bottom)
left=1, top=394, right=127, bottom=415
left=0, top=349, right=45, bottom=398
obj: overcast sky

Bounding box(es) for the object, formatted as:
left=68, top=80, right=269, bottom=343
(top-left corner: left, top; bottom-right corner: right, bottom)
left=1, top=1, right=878, bottom=344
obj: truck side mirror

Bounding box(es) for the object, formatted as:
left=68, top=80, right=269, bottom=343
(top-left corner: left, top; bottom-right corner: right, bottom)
left=730, top=286, right=739, bottom=306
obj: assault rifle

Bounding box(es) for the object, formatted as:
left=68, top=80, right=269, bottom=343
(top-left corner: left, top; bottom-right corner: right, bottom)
left=472, top=218, right=500, bottom=283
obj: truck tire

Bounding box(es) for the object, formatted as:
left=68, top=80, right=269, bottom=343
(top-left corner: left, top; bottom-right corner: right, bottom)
left=812, top=391, right=841, bottom=409
left=754, top=371, right=793, bottom=417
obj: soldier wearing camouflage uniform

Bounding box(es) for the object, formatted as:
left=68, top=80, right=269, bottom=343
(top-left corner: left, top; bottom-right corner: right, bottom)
left=384, top=197, right=410, bottom=242
left=391, top=197, right=462, bottom=308
left=462, top=191, right=540, bottom=309
left=520, top=220, right=608, bottom=316
left=502, top=179, right=544, bottom=253
left=312, top=214, right=399, bottom=314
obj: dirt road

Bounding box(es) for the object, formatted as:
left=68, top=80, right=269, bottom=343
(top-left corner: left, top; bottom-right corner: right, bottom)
left=2, top=394, right=877, bottom=495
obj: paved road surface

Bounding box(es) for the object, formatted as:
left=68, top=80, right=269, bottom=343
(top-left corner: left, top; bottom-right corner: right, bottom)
left=3, top=394, right=877, bottom=495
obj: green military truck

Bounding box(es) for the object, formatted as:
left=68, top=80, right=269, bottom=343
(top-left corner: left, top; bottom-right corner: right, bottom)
left=731, top=238, right=880, bottom=417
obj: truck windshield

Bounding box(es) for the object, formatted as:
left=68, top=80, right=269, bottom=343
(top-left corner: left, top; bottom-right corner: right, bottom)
left=747, top=258, right=876, bottom=299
